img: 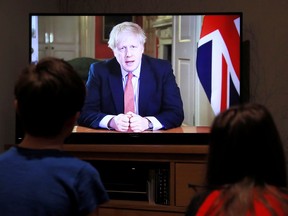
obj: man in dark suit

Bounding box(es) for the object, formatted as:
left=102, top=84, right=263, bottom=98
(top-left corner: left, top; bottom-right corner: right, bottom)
left=78, top=22, right=184, bottom=132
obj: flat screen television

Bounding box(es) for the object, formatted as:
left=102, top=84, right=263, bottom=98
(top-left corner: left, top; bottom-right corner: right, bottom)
left=23, top=13, right=246, bottom=144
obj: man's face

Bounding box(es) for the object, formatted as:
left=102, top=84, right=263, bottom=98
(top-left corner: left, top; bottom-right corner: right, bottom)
left=113, top=31, right=144, bottom=72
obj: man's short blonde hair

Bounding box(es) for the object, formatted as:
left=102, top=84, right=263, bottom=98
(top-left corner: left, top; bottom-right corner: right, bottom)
left=108, top=22, right=146, bottom=50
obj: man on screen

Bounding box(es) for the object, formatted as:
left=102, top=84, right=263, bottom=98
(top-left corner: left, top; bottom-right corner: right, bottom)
left=78, top=21, right=184, bottom=132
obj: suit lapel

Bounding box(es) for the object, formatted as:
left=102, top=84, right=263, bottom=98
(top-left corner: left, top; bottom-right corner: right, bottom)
left=108, top=59, right=124, bottom=114
left=138, top=56, right=154, bottom=115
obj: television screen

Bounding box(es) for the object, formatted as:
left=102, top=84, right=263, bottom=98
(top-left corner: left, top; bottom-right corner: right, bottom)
left=26, top=13, right=243, bottom=144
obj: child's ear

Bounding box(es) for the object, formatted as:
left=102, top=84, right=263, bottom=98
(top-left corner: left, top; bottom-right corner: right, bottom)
left=67, top=112, right=80, bottom=127
left=63, top=112, right=80, bottom=136
left=14, top=99, right=19, bottom=114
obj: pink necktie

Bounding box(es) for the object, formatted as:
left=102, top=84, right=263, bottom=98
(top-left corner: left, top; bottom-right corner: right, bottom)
left=124, top=72, right=135, bottom=114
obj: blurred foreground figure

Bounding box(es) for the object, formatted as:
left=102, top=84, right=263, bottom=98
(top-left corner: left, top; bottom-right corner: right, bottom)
left=0, top=57, right=109, bottom=216
left=186, top=103, right=288, bottom=216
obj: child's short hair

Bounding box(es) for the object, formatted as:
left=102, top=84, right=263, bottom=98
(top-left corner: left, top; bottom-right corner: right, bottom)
left=15, top=57, right=86, bottom=137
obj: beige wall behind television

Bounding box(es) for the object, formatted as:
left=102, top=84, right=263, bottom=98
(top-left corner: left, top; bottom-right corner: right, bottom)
left=1, top=0, right=288, bottom=168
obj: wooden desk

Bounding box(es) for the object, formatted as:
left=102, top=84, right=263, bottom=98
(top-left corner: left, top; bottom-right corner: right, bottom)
left=62, top=126, right=210, bottom=216
left=73, top=125, right=210, bottom=133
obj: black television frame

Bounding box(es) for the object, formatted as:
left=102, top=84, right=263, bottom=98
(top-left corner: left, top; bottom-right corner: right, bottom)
left=17, top=12, right=246, bottom=145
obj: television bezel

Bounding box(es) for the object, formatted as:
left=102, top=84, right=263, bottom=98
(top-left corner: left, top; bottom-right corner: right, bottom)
left=22, top=12, right=246, bottom=145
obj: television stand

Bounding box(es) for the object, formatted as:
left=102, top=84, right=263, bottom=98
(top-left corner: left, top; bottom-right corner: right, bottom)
left=63, top=126, right=209, bottom=216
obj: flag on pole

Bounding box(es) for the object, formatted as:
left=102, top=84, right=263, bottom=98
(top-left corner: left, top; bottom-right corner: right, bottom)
left=196, top=15, right=241, bottom=115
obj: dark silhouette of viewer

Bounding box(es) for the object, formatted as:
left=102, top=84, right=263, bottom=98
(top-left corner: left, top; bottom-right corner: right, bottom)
left=186, top=103, right=288, bottom=216
left=0, top=57, right=109, bottom=216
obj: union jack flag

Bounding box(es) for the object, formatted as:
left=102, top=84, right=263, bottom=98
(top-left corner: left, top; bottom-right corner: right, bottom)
left=196, top=15, right=241, bottom=115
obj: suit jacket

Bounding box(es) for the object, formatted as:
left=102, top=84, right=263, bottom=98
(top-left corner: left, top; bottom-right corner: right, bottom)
left=78, top=55, right=184, bottom=129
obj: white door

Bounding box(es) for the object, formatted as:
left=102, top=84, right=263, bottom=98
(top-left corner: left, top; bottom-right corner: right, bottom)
left=173, top=15, right=214, bottom=126
left=38, top=16, right=80, bottom=61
